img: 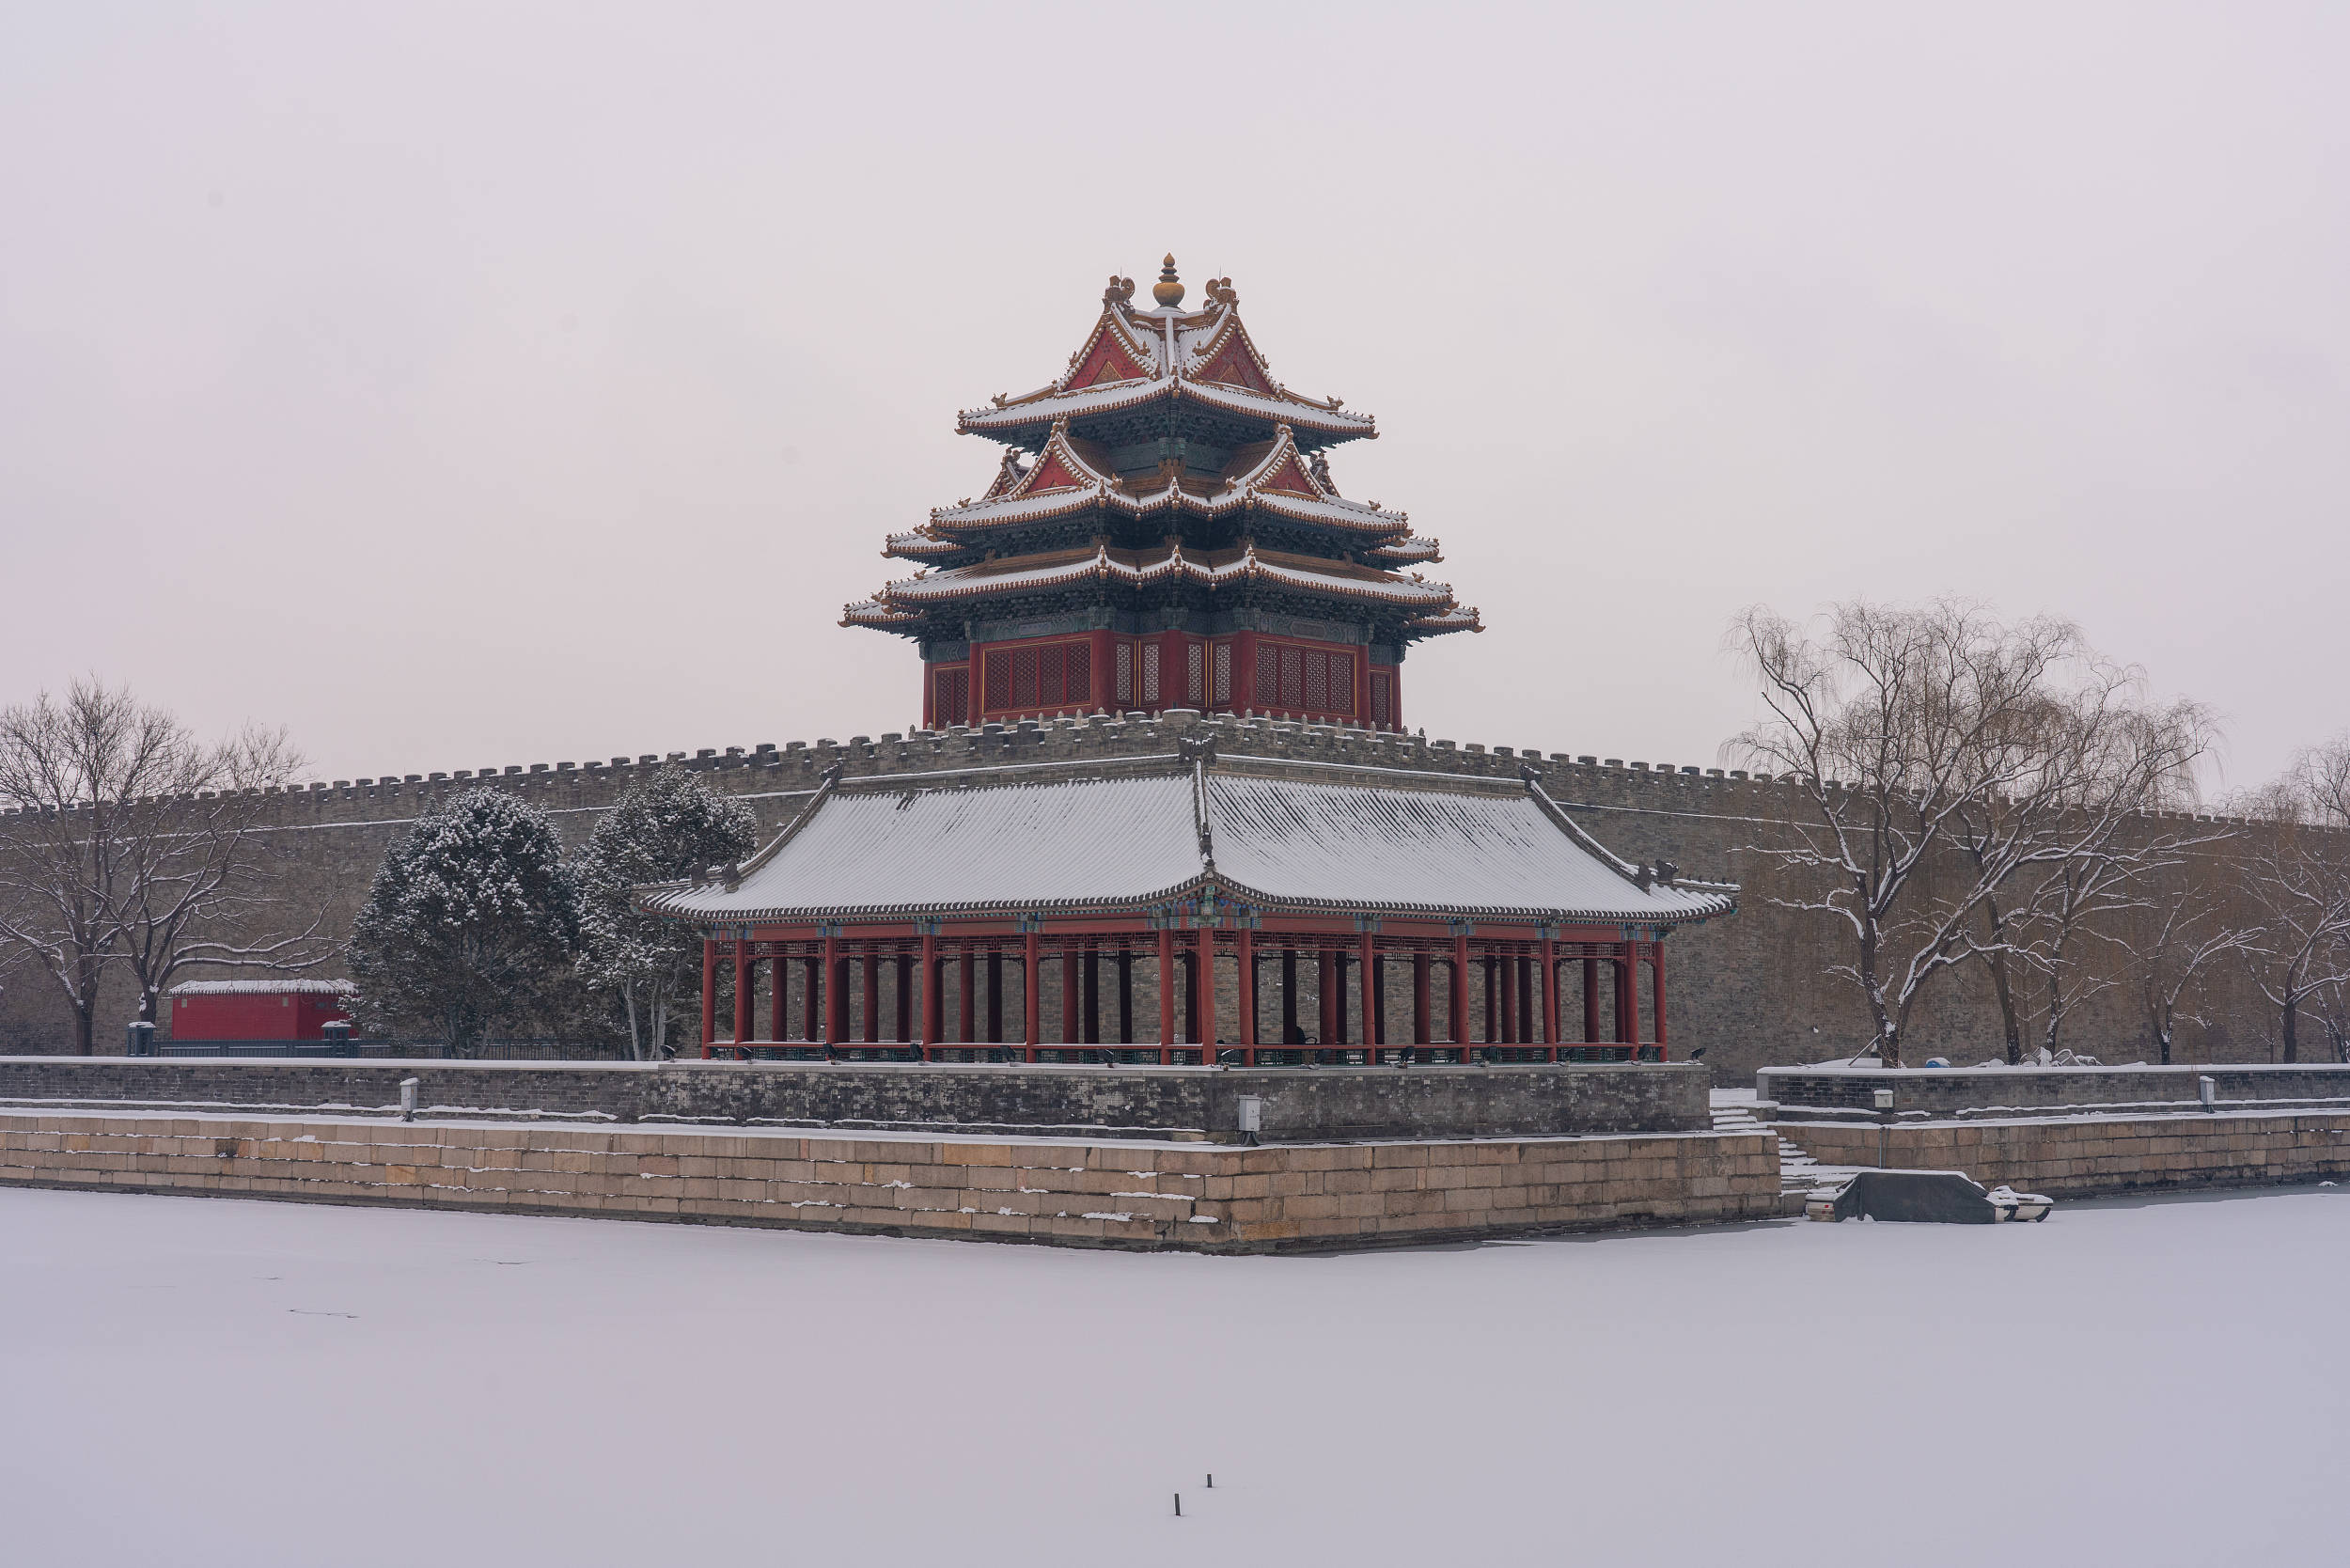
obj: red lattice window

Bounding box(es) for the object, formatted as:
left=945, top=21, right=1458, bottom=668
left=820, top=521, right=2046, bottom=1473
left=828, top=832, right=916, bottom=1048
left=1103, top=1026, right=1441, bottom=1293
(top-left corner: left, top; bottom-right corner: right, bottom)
left=1117, top=643, right=1134, bottom=705
left=1370, top=671, right=1392, bottom=728
left=981, top=639, right=1095, bottom=714
left=1253, top=641, right=1361, bottom=718
left=933, top=667, right=969, bottom=727
left=1213, top=642, right=1231, bottom=705
left=1324, top=651, right=1355, bottom=717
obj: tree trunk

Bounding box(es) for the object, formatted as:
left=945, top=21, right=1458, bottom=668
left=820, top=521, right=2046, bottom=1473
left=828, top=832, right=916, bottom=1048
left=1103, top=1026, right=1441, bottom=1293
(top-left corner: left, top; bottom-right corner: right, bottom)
left=1982, top=898, right=2024, bottom=1065
left=2281, top=994, right=2299, bottom=1063
left=1858, top=929, right=1900, bottom=1068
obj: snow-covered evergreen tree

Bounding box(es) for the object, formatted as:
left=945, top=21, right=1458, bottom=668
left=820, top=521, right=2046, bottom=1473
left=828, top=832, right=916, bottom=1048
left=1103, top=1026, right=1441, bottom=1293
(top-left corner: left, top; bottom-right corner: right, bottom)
left=572, top=768, right=759, bottom=1059
left=346, top=788, right=583, bottom=1055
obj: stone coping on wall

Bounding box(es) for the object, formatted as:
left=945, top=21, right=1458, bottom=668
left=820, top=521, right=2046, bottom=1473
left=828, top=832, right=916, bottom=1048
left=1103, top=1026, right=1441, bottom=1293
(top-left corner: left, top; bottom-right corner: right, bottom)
left=1758, top=1063, right=2350, bottom=1116
left=0, top=1106, right=1791, bottom=1252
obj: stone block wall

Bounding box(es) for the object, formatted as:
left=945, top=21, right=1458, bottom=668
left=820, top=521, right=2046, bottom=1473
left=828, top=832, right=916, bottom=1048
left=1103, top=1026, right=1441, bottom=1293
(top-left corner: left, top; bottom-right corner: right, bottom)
left=1776, top=1111, right=2350, bottom=1198
left=0, top=1110, right=1787, bottom=1251
left=0, top=1057, right=1710, bottom=1140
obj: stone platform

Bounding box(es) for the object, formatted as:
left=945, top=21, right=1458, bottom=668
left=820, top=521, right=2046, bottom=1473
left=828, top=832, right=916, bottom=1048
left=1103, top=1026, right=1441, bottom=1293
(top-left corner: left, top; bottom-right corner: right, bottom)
left=0, top=1108, right=1787, bottom=1252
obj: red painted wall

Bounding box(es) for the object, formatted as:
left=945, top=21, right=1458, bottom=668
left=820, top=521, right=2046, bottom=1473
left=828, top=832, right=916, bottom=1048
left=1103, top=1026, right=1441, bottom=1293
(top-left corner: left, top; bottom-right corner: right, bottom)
left=942, top=629, right=1400, bottom=729
left=171, top=991, right=352, bottom=1041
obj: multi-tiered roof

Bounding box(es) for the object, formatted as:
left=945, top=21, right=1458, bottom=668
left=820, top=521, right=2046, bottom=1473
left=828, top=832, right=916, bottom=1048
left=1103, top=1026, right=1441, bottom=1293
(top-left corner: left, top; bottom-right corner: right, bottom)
left=843, top=259, right=1480, bottom=651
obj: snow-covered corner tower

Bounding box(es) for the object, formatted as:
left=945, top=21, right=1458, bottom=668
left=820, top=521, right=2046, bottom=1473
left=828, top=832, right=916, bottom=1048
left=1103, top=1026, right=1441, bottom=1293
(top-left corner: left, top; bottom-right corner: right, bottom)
left=843, top=257, right=1480, bottom=731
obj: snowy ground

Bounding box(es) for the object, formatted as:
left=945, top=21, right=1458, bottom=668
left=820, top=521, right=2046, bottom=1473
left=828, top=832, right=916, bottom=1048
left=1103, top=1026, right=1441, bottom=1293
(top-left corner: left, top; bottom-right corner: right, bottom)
left=4, top=1185, right=2342, bottom=1567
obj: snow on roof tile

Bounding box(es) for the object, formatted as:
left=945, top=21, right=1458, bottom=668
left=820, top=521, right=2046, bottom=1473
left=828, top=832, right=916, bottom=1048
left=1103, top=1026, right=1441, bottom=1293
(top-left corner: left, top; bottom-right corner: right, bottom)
left=640, top=760, right=1735, bottom=925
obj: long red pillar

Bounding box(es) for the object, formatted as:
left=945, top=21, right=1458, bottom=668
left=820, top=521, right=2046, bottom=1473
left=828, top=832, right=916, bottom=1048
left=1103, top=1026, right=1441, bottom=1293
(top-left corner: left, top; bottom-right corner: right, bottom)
left=1449, top=933, right=1470, bottom=1051
left=1236, top=927, right=1256, bottom=1066
left=1651, top=942, right=1668, bottom=1060
left=1542, top=938, right=1559, bottom=1061
left=895, top=953, right=911, bottom=1044
left=699, top=938, right=717, bottom=1058
left=1195, top=924, right=1214, bottom=1061
left=1622, top=942, right=1643, bottom=1059
left=803, top=955, right=821, bottom=1043
left=1156, top=925, right=1175, bottom=1063
left=958, top=951, right=975, bottom=1044
left=1318, top=949, right=1339, bottom=1049
left=1498, top=951, right=1516, bottom=1046
left=1358, top=932, right=1378, bottom=1058
left=1583, top=955, right=1601, bottom=1045
left=822, top=933, right=844, bottom=1049
left=1022, top=930, right=1041, bottom=1062
left=1413, top=952, right=1431, bottom=1047
left=860, top=948, right=878, bottom=1044
left=732, top=939, right=751, bottom=1052
left=920, top=933, right=940, bottom=1048
left=769, top=952, right=786, bottom=1043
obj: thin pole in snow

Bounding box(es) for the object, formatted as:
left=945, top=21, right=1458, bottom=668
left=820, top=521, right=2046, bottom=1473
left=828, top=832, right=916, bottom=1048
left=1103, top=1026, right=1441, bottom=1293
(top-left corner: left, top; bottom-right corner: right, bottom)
left=1206, top=1474, right=1214, bottom=1488
left=1174, top=1494, right=1182, bottom=1516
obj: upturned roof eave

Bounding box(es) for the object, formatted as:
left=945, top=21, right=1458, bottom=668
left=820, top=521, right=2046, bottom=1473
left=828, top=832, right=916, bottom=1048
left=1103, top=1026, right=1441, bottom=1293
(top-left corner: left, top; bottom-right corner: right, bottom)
left=643, top=874, right=1735, bottom=930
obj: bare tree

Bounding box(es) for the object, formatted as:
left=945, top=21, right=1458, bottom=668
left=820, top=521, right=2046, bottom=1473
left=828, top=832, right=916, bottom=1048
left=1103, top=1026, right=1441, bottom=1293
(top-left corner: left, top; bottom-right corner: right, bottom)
left=112, top=725, right=330, bottom=1026
left=2100, top=846, right=2249, bottom=1065
left=0, top=680, right=321, bottom=1054
left=1728, top=601, right=2094, bottom=1066
left=2230, top=735, right=2350, bottom=1062
left=1999, top=697, right=2222, bottom=1058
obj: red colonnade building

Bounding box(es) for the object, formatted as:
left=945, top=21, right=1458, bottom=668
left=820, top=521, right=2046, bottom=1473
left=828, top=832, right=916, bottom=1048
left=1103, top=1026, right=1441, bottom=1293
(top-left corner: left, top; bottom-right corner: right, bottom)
left=646, top=744, right=1735, bottom=1064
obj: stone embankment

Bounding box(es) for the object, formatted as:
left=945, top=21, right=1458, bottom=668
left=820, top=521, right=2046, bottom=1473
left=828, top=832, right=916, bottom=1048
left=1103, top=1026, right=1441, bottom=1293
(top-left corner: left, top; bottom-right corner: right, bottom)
left=1762, top=1064, right=2350, bottom=1198
left=0, top=1110, right=1787, bottom=1252
left=1772, top=1111, right=2350, bottom=1199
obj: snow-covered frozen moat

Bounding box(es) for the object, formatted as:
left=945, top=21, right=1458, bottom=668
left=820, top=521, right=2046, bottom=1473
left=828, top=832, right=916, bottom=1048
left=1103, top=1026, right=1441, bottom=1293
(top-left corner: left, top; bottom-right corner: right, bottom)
left=5, top=1184, right=2341, bottom=1567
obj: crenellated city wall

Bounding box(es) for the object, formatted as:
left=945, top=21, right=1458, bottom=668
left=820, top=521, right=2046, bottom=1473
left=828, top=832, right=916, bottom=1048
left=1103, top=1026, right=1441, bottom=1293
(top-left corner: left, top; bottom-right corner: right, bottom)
left=0, top=710, right=2297, bottom=1078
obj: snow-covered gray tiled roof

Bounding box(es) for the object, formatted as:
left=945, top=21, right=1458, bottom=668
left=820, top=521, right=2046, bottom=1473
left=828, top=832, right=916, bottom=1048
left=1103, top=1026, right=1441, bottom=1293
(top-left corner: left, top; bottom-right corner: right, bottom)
left=638, top=757, right=1736, bottom=927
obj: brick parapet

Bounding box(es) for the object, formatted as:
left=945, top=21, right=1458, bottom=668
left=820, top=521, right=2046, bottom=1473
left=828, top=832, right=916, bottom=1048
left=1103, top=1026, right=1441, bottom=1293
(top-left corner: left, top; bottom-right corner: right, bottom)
left=0, top=1109, right=1788, bottom=1251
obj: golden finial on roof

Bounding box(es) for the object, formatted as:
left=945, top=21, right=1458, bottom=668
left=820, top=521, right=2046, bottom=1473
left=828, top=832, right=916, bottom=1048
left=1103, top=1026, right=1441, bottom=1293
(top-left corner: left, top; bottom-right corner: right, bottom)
left=1152, top=254, right=1184, bottom=308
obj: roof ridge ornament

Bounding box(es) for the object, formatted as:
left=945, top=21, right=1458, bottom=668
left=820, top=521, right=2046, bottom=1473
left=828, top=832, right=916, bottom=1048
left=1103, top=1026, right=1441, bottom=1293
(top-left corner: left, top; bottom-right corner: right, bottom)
left=1104, top=274, right=1136, bottom=306
left=1152, top=253, right=1184, bottom=308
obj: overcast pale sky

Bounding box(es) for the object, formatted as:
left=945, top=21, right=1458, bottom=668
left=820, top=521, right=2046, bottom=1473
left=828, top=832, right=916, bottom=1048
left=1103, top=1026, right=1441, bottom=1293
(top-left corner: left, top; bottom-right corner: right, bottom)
left=2, top=3, right=2342, bottom=788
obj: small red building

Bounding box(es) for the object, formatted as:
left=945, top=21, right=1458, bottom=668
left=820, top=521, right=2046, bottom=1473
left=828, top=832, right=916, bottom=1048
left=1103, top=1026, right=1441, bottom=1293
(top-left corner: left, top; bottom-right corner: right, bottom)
left=168, top=980, right=356, bottom=1042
